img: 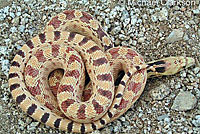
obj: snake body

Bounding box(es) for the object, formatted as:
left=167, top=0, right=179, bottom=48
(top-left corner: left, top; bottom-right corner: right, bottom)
left=8, top=10, right=195, bottom=133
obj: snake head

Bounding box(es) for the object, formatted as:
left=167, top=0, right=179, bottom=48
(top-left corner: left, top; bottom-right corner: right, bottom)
left=147, top=56, right=195, bottom=77
left=184, top=57, right=196, bottom=69
left=172, top=56, right=195, bottom=71
left=160, top=56, right=195, bottom=76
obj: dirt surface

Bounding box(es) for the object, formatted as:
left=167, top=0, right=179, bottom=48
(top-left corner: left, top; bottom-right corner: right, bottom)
left=0, top=0, right=199, bottom=134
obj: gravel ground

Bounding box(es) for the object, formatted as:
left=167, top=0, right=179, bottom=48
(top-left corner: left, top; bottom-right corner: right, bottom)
left=0, top=0, right=200, bottom=133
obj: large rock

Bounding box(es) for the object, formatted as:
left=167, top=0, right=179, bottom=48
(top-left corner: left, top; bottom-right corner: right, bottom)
left=166, top=29, right=184, bottom=43
left=171, top=91, right=197, bottom=111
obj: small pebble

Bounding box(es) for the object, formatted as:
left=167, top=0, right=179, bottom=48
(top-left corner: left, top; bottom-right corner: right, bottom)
left=119, top=34, right=127, bottom=40
left=123, top=18, right=130, bottom=27
left=30, top=122, right=40, bottom=127
left=157, top=114, right=169, bottom=121
left=10, top=27, right=17, bottom=33
left=138, top=37, right=145, bottom=43
left=19, top=25, right=25, bottom=32
left=193, top=9, right=200, bottom=14
left=192, top=115, right=200, bottom=127
left=193, top=67, right=200, bottom=74
left=131, top=15, right=137, bottom=25
left=111, top=26, right=121, bottom=35
left=158, top=8, right=168, bottom=21
left=198, top=29, right=200, bottom=37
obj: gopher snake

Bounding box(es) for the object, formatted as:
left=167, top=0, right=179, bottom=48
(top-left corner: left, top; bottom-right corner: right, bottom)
left=8, top=10, right=194, bottom=133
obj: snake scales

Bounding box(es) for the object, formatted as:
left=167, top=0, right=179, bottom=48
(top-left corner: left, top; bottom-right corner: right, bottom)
left=8, top=10, right=195, bottom=133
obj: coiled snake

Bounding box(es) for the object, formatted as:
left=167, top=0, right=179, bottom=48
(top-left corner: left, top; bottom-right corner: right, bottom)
left=8, top=10, right=195, bottom=133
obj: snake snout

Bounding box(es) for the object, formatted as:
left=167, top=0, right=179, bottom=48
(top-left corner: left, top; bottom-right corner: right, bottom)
left=185, top=57, right=195, bottom=68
